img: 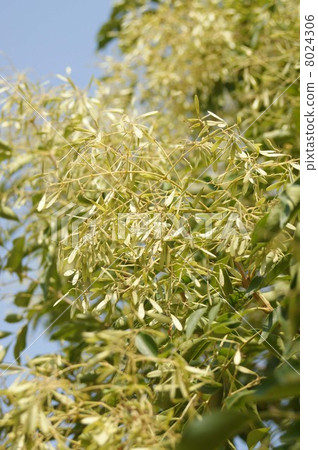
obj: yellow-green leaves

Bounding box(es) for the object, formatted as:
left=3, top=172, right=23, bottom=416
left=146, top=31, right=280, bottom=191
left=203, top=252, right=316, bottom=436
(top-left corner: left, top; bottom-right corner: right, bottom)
left=14, top=324, right=27, bottom=364
left=0, top=2, right=300, bottom=447
left=177, top=411, right=252, bottom=450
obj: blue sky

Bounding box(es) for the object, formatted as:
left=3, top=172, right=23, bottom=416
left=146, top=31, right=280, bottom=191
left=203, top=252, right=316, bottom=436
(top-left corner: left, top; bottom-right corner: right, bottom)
left=0, top=0, right=112, bottom=87
left=0, top=1, right=113, bottom=366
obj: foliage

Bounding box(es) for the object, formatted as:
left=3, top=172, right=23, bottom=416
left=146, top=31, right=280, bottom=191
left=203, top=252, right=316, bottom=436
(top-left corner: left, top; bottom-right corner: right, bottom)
left=97, top=0, right=299, bottom=153
left=0, top=0, right=299, bottom=448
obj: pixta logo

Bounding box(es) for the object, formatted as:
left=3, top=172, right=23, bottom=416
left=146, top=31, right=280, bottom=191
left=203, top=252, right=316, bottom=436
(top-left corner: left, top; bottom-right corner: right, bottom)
left=117, top=212, right=214, bottom=241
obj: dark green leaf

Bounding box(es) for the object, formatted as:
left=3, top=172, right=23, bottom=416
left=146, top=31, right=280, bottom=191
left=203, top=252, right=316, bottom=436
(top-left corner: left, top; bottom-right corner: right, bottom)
left=246, top=276, right=263, bottom=293
left=177, top=411, right=252, bottom=450
left=182, top=338, right=210, bottom=362
left=0, top=204, right=19, bottom=222
left=225, top=389, right=255, bottom=410
left=198, top=382, right=222, bottom=394
left=0, top=139, right=12, bottom=152
left=0, top=331, right=12, bottom=339
left=247, top=427, right=270, bottom=449
left=5, top=314, right=23, bottom=323
left=186, top=307, right=207, bottom=338
left=6, top=236, right=25, bottom=272
left=14, top=324, right=28, bottom=364
left=208, top=303, right=221, bottom=323
left=15, top=292, right=32, bottom=307
left=254, top=366, right=299, bottom=401
left=135, top=333, right=158, bottom=357
left=222, top=269, right=233, bottom=296
left=14, top=282, right=37, bottom=308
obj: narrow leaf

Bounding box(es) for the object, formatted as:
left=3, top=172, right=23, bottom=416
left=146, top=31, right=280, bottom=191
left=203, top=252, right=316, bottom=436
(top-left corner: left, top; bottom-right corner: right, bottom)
left=135, top=333, right=158, bottom=357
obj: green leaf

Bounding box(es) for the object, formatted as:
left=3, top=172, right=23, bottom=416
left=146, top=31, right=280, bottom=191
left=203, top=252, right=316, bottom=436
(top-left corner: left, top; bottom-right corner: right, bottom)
left=225, top=389, right=255, bottom=410
left=198, top=382, right=222, bottom=394
left=186, top=307, right=207, bottom=338
left=0, top=139, right=12, bottom=152
left=254, top=366, right=299, bottom=401
left=247, top=256, right=290, bottom=294
left=212, top=324, right=232, bottom=335
left=0, top=204, right=19, bottom=222
left=247, top=428, right=270, bottom=449
left=259, top=310, right=279, bottom=343
left=208, top=304, right=221, bottom=323
left=255, top=377, right=299, bottom=401
left=171, top=313, right=183, bottom=330
left=14, top=324, right=28, bottom=364
left=6, top=236, right=25, bottom=272
left=182, top=338, right=210, bottom=362
left=14, top=292, right=31, bottom=307
left=279, top=420, right=300, bottom=447
left=96, top=0, right=160, bottom=49
left=222, top=268, right=233, bottom=296
left=0, top=139, right=12, bottom=161
left=5, top=314, right=23, bottom=323
left=177, top=411, right=252, bottom=450
left=0, top=344, right=6, bottom=363
left=0, top=331, right=12, bottom=339
left=14, top=282, right=37, bottom=307
left=194, top=94, right=200, bottom=114
left=246, top=276, right=263, bottom=293
left=135, top=333, right=158, bottom=357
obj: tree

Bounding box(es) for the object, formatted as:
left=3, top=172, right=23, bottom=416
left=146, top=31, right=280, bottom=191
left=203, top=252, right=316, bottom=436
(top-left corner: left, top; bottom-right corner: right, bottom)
left=0, top=0, right=299, bottom=448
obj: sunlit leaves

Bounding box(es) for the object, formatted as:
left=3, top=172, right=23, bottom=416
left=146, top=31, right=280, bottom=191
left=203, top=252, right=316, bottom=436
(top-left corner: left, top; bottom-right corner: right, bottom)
left=97, top=0, right=299, bottom=153
left=0, top=1, right=300, bottom=447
